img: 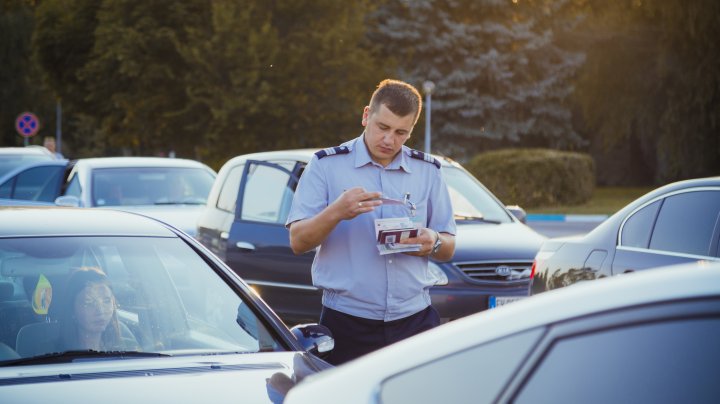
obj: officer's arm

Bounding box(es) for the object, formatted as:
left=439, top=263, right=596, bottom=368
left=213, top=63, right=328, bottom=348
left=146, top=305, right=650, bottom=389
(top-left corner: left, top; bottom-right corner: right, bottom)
left=289, top=188, right=382, bottom=254
left=288, top=208, right=343, bottom=254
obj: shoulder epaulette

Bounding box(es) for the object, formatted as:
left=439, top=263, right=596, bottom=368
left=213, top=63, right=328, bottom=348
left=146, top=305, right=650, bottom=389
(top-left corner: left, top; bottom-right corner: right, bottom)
left=409, top=149, right=441, bottom=169
left=315, top=145, right=350, bottom=159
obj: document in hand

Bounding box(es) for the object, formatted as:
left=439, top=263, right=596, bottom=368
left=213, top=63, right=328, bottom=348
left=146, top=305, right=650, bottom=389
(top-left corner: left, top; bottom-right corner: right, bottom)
left=374, top=217, right=421, bottom=255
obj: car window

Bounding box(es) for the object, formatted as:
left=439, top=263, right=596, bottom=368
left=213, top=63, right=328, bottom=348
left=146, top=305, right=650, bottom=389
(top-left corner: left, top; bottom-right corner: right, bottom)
left=0, top=235, right=282, bottom=362
left=442, top=166, right=512, bottom=223
left=240, top=162, right=294, bottom=224
left=514, top=318, right=720, bottom=403
left=0, top=166, right=64, bottom=202
left=379, top=328, right=544, bottom=404
left=64, top=173, right=81, bottom=198
left=92, top=167, right=215, bottom=207
left=649, top=190, right=720, bottom=256
left=217, top=164, right=244, bottom=212
left=620, top=200, right=661, bottom=248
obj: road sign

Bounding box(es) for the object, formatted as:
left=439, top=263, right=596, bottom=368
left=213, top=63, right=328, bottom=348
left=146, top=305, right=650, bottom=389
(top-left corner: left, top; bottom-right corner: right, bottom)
left=15, top=112, right=40, bottom=138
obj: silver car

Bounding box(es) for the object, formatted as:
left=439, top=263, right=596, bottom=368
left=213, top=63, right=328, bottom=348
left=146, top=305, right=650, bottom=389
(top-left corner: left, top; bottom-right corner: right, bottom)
left=0, top=157, right=216, bottom=237
left=0, top=207, right=333, bottom=402
left=286, top=261, right=720, bottom=404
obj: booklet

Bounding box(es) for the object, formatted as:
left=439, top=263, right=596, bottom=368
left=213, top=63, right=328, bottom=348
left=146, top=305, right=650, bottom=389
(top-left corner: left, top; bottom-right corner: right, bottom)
left=374, top=217, right=421, bottom=255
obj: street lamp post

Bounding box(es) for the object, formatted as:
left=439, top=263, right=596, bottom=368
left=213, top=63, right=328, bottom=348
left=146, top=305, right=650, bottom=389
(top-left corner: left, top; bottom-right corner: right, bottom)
left=422, top=80, right=435, bottom=154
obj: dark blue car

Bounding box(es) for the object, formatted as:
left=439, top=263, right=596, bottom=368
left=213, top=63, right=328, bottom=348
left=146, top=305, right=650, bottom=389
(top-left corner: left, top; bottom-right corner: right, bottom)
left=197, top=150, right=546, bottom=324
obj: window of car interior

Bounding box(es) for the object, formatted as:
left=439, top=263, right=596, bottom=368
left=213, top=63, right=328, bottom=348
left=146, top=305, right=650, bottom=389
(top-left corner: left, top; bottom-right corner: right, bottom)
left=513, top=317, right=720, bottom=403
left=239, top=161, right=295, bottom=225
left=217, top=164, right=244, bottom=212
left=648, top=190, right=720, bottom=257
left=619, top=199, right=661, bottom=248
left=378, top=328, right=544, bottom=404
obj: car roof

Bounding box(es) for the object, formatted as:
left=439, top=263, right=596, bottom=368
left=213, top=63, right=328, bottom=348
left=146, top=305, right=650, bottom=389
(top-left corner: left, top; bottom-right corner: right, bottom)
left=220, top=148, right=457, bottom=168
left=287, top=261, right=720, bottom=402
left=0, top=207, right=177, bottom=237
left=73, top=157, right=216, bottom=172
left=0, top=146, right=55, bottom=157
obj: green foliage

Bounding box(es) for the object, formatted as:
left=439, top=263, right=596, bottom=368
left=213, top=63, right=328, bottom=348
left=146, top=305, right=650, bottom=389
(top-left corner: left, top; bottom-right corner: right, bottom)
left=1, top=0, right=54, bottom=147
left=27, top=0, right=387, bottom=163
left=466, top=148, right=595, bottom=208
left=570, top=0, right=720, bottom=184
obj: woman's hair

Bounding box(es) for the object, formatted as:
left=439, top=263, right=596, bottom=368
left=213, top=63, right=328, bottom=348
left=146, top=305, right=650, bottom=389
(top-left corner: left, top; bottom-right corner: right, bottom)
left=55, top=266, right=122, bottom=351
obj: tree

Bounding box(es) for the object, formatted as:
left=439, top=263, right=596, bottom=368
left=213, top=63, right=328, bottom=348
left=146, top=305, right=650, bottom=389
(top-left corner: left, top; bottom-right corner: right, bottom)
left=570, top=0, right=720, bottom=184
left=369, top=0, right=585, bottom=159
left=1, top=0, right=54, bottom=148
left=180, top=0, right=386, bottom=166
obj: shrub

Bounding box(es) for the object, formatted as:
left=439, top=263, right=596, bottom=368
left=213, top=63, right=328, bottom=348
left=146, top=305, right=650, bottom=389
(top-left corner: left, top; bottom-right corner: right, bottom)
left=464, top=148, right=595, bottom=208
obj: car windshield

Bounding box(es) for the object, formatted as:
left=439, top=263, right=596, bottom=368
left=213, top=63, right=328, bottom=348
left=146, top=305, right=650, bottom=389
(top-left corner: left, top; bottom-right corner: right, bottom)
left=442, top=166, right=512, bottom=223
left=0, top=235, right=282, bottom=365
left=92, top=167, right=215, bottom=207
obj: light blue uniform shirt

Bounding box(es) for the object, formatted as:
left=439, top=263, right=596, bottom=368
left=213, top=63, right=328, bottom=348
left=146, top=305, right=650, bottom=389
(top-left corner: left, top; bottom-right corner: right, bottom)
left=286, top=135, right=456, bottom=321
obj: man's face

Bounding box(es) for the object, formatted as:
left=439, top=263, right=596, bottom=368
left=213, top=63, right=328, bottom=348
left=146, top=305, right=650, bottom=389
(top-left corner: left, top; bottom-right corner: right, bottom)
left=362, top=103, right=415, bottom=167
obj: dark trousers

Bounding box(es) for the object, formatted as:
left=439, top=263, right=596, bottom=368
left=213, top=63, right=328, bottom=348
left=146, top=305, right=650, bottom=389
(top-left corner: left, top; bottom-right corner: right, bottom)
left=319, top=305, right=440, bottom=366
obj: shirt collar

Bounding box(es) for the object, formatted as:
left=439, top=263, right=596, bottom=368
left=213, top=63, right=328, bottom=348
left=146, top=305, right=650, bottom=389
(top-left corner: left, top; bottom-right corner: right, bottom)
left=354, top=133, right=412, bottom=173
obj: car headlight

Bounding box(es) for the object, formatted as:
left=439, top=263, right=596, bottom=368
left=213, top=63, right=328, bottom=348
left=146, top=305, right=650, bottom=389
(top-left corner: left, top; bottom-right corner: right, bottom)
left=428, top=261, right=449, bottom=286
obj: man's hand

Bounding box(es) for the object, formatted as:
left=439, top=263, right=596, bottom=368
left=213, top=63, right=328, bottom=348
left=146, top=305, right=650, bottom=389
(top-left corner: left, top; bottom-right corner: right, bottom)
left=332, top=187, right=383, bottom=220
left=400, top=228, right=437, bottom=257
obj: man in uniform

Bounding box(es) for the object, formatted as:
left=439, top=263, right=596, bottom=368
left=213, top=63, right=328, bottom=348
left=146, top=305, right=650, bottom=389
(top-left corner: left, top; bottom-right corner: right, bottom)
left=286, top=79, right=456, bottom=365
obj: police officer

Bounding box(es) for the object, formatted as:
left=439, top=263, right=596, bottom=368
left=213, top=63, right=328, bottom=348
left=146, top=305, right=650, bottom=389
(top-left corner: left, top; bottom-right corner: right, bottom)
left=286, top=79, right=456, bottom=365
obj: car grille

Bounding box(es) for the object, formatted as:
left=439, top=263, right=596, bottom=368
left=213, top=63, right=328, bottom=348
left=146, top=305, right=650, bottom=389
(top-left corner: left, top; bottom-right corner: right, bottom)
left=455, top=261, right=533, bottom=282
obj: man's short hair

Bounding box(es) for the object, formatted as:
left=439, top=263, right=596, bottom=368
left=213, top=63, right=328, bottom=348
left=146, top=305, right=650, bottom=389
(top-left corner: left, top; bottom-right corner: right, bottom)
left=369, top=79, right=422, bottom=125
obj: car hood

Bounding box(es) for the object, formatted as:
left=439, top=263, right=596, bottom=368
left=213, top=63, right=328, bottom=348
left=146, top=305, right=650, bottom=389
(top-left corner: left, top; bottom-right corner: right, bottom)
left=0, top=352, right=325, bottom=403
left=101, top=205, right=206, bottom=236
left=450, top=221, right=546, bottom=262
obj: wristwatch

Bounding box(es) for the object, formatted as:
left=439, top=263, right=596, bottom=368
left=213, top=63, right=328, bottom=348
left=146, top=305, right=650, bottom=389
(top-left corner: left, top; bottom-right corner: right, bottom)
left=431, top=230, right=443, bottom=255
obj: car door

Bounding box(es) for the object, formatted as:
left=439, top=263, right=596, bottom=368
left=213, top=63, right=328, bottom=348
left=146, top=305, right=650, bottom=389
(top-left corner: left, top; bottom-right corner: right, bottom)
left=225, top=159, right=319, bottom=324
left=612, top=189, right=720, bottom=274
left=0, top=161, right=68, bottom=202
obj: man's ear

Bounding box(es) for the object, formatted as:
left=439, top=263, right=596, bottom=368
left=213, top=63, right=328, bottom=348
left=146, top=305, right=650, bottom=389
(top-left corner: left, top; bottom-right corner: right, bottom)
left=361, top=106, right=370, bottom=127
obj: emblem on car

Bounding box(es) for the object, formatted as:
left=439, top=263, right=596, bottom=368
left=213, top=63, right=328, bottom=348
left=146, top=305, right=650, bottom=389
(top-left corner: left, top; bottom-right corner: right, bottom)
left=495, top=265, right=512, bottom=276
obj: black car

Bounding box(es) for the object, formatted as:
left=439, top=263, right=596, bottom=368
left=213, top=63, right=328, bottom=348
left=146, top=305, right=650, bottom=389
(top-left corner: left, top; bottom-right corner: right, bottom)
left=532, top=176, right=720, bottom=294
left=0, top=207, right=332, bottom=402
left=196, top=149, right=546, bottom=325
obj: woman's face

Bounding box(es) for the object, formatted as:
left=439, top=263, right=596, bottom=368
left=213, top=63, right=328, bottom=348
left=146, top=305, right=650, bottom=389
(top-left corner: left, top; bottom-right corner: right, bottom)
left=74, top=283, right=115, bottom=335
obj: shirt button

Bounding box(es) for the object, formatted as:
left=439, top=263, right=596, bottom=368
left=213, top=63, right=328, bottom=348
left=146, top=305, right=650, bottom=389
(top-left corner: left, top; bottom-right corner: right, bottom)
left=389, top=259, right=393, bottom=264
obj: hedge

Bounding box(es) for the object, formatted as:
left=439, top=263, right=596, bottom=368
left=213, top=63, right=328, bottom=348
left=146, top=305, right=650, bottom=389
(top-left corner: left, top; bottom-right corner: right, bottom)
left=464, top=148, right=595, bottom=208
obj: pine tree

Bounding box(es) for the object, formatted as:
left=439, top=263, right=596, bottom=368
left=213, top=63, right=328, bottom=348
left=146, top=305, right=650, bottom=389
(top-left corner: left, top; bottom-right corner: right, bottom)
left=369, top=0, right=585, bottom=158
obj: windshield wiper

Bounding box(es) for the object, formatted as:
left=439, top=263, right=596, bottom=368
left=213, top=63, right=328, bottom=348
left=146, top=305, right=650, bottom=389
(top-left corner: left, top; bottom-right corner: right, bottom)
left=454, top=212, right=502, bottom=224
left=1, top=350, right=171, bottom=367
left=153, top=200, right=205, bottom=205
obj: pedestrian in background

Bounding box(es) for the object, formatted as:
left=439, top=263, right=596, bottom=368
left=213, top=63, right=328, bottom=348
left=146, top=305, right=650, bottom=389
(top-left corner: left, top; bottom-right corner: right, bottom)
left=286, top=79, right=456, bottom=365
left=43, top=136, right=64, bottom=159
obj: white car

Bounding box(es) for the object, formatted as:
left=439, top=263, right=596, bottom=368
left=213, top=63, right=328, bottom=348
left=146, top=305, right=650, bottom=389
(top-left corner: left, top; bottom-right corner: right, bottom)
left=0, top=146, right=57, bottom=178
left=0, top=157, right=216, bottom=237
left=286, top=261, right=720, bottom=404
left=0, top=207, right=332, bottom=402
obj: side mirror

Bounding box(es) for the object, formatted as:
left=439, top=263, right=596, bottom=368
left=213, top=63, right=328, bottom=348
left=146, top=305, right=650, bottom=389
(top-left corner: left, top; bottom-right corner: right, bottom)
left=290, top=323, right=334, bottom=357
left=506, top=205, right=527, bottom=224
left=55, top=195, right=81, bottom=207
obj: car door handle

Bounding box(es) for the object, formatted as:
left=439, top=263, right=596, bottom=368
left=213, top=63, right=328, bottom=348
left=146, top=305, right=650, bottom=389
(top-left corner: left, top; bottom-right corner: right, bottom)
left=236, top=241, right=256, bottom=251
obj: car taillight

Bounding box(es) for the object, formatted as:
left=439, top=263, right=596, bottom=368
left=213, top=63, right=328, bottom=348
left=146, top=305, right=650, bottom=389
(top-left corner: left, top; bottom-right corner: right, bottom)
left=530, top=260, right=537, bottom=279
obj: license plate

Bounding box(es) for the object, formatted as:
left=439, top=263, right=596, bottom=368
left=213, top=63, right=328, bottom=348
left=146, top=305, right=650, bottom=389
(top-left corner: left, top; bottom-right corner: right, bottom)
left=489, top=296, right=526, bottom=309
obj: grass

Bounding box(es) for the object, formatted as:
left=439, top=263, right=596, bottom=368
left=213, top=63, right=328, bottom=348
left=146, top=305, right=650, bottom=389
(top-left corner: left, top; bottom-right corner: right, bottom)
left=526, top=186, right=655, bottom=216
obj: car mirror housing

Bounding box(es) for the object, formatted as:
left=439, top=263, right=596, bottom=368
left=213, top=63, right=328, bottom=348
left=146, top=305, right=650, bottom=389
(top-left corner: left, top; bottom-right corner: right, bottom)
left=55, top=195, right=81, bottom=207
left=290, top=323, right=334, bottom=357
left=506, top=205, right=527, bottom=223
